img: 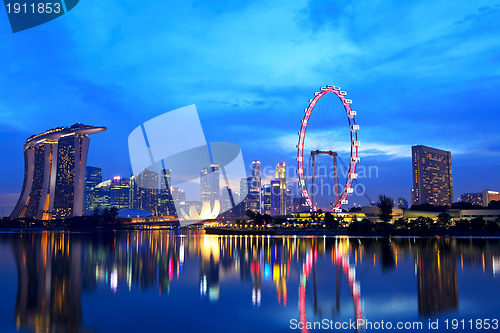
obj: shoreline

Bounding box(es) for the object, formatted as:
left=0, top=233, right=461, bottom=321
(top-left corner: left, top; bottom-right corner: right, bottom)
left=2, top=227, right=498, bottom=237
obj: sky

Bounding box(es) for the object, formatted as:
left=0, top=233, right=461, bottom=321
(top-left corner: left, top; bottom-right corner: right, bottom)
left=1, top=0, right=500, bottom=215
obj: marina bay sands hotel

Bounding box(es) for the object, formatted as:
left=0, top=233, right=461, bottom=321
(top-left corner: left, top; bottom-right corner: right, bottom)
left=10, top=123, right=106, bottom=220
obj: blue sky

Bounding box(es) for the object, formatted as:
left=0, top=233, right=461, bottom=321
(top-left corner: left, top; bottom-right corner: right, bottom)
left=1, top=0, right=500, bottom=215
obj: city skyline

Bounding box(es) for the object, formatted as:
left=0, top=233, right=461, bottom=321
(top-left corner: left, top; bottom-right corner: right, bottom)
left=1, top=1, right=500, bottom=215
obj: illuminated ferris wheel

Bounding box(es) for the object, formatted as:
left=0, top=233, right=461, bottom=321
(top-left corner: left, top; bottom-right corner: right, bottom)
left=297, top=85, right=360, bottom=212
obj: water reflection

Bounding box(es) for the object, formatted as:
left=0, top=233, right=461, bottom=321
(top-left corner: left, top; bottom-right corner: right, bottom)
left=1, top=232, right=499, bottom=333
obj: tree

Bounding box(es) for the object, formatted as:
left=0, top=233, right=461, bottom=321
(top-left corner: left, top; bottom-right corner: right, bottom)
left=486, top=221, right=500, bottom=234
left=376, top=194, right=394, bottom=223
left=348, top=218, right=373, bottom=236
left=393, top=217, right=409, bottom=230
left=436, top=212, right=452, bottom=229
left=488, top=200, right=500, bottom=209
left=324, top=212, right=339, bottom=229
left=245, top=209, right=256, bottom=220
left=262, top=214, right=273, bottom=225
left=254, top=213, right=264, bottom=228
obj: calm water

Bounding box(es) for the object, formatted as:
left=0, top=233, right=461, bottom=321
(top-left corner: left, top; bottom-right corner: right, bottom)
left=0, top=231, right=498, bottom=333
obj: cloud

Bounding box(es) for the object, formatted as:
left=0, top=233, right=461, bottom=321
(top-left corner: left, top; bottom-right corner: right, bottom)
left=270, top=132, right=412, bottom=158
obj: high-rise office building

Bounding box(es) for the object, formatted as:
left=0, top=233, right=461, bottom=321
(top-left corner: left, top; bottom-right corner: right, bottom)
left=131, top=168, right=159, bottom=213
left=246, top=176, right=260, bottom=213
left=84, top=166, right=102, bottom=212
left=239, top=176, right=260, bottom=214
left=270, top=180, right=281, bottom=216
left=109, top=176, right=131, bottom=210
left=158, top=169, right=176, bottom=216
left=251, top=161, right=262, bottom=213
left=221, top=186, right=235, bottom=214
left=275, top=163, right=287, bottom=215
left=411, top=145, right=453, bottom=206
left=262, top=184, right=271, bottom=215
left=10, top=124, right=106, bottom=220
left=200, top=164, right=220, bottom=205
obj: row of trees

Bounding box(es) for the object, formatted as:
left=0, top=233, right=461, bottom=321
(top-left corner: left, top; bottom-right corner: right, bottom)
left=348, top=216, right=500, bottom=236
left=0, top=208, right=120, bottom=229
left=244, top=209, right=342, bottom=229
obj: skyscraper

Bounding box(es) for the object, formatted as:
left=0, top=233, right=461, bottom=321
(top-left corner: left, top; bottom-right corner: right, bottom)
left=411, top=145, right=453, bottom=206
left=132, top=168, right=159, bottom=213
left=275, top=163, right=287, bottom=215
left=262, top=184, right=271, bottom=215
left=10, top=124, right=106, bottom=220
left=200, top=164, right=220, bottom=205
left=109, top=176, right=131, bottom=210
left=158, top=169, right=176, bottom=216
left=251, top=161, right=262, bottom=212
left=270, top=180, right=281, bottom=216
left=84, top=166, right=102, bottom=212
left=238, top=176, right=260, bottom=214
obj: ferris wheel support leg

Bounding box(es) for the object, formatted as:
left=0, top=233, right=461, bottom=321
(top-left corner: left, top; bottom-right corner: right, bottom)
left=312, top=153, right=316, bottom=212
left=333, top=153, right=339, bottom=206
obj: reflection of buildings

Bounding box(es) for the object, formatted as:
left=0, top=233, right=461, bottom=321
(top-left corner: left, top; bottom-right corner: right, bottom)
left=416, top=251, right=459, bottom=316
left=11, top=124, right=106, bottom=219
left=200, top=237, right=220, bottom=302
left=411, top=145, right=453, bottom=206
left=13, top=232, right=498, bottom=332
left=13, top=233, right=83, bottom=333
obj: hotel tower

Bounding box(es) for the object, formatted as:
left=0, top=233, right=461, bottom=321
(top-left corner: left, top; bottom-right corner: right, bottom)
left=411, top=145, right=453, bottom=206
left=10, top=123, right=106, bottom=220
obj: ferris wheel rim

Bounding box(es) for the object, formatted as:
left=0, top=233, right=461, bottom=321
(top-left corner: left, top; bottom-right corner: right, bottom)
left=297, top=85, right=359, bottom=212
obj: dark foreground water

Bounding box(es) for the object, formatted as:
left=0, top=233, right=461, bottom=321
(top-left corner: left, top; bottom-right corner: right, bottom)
left=0, top=231, right=498, bottom=333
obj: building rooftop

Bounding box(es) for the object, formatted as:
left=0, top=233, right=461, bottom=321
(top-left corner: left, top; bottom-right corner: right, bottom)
left=24, top=123, right=106, bottom=149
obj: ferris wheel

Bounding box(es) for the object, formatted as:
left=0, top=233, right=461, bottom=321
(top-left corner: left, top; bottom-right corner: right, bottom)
left=297, top=85, right=360, bottom=212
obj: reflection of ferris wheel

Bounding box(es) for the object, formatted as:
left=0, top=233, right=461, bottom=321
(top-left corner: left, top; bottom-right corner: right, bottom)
left=299, top=246, right=363, bottom=333
left=297, top=85, right=360, bottom=212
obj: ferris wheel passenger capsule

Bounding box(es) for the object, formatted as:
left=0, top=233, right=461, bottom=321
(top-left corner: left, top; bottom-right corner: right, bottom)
left=339, top=91, right=347, bottom=96
left=350, top=173, right=358, bottom=179
left=341, top=200, right=349, bottom=205
left=347, top=188, right=354, bottom=194
left=321, top=87, right=328, bottom=91
left=349, top=110, right=357, bottom=116
left=352, top=125, right=360, bottom=131
left=345, top=99, right=352, bottom=104
left=326, top=85, right=334, bottom=89
left=353, top=141, right=361, bottom=146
